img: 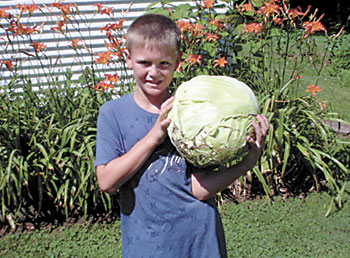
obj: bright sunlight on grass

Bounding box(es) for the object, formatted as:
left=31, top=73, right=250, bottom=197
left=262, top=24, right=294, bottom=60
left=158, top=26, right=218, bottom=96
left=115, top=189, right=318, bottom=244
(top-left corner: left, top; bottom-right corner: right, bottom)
left=221, top=191, right=350, bottom=257
left=1, top=190, right=349, bottom=257
left=293, top=34, right=350, bottom=122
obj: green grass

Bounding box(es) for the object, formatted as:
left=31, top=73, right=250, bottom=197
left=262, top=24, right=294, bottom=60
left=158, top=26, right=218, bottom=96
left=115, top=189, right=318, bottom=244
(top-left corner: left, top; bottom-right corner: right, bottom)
left=293, top=34, right=350, bottom=122
left=0, top=222, right=122, bottom=257
left=1, top=191, right=349, bottom=258
left=221, top=191, right=350, bottom=257
left=294, top=67, right=350, bottom=122
left=317, top=71, right=350, bottom=122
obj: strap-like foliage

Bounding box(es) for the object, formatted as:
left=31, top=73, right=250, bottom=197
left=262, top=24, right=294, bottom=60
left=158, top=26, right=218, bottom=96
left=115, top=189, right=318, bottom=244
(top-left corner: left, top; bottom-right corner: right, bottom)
left=0, top=77, right=115, bottom=227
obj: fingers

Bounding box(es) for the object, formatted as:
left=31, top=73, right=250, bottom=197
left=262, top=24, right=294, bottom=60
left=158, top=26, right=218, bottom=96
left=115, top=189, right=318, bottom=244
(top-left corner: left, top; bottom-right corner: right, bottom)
left=248, top=114, right=269, bottom=149
left=149, top=96, right=175, bottom=145
left=159, top=96, right=175, bottom=125
left=255, top=114, right=269, bottom=137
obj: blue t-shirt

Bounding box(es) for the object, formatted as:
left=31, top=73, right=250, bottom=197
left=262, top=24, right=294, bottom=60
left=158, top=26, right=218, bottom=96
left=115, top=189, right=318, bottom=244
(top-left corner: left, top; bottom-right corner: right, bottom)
left=95, top=93, right=227, bottom=258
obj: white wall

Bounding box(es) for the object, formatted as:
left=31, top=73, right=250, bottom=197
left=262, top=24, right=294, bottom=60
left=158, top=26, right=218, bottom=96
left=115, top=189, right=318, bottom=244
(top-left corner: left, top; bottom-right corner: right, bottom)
left=0, top=0, right=193, bottom=88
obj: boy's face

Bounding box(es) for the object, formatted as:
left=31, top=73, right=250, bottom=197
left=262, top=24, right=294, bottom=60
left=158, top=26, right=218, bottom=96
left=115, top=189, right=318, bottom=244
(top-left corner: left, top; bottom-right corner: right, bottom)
left=126, top=44, right=181, bottom=100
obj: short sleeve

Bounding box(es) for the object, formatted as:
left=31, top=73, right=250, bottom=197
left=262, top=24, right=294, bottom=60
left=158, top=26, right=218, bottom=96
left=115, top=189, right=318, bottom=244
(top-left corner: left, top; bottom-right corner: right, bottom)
left=94, top=101, right=125, bottom=166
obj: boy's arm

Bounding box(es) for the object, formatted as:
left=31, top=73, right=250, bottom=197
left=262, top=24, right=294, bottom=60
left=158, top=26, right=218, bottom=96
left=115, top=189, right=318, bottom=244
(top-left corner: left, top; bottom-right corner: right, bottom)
left=191, top=114, right=269, bottom=201
left=96, top=97, right=174, bottom=194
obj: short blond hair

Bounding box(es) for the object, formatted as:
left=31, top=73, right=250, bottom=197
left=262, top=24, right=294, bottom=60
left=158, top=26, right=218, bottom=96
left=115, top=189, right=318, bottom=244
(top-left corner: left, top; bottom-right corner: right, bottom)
left=126, top=14, right=181, bottom=53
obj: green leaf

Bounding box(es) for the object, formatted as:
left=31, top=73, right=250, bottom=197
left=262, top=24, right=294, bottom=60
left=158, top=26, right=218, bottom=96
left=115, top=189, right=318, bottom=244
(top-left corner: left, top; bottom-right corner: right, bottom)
left=173, top=4, right=192, bottom=19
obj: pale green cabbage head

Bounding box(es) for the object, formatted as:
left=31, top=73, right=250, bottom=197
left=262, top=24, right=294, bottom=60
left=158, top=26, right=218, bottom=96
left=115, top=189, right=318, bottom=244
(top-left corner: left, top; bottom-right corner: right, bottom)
left=167, top=75, right=259, bottom=167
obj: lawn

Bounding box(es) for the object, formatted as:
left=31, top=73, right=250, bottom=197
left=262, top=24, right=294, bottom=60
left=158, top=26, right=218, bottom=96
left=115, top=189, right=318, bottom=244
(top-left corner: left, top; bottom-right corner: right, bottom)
left=294, top=34, right=350, bottom=122
left=221, top=192, right=350, bottom=257
left=295, top=62, right=350, bottom=122
left=1, top=190, right=349, bottom=257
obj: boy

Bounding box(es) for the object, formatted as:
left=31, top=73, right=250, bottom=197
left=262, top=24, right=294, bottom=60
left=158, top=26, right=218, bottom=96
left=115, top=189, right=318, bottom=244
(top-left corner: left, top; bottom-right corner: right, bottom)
left=95, top=14, right=269, bottom=258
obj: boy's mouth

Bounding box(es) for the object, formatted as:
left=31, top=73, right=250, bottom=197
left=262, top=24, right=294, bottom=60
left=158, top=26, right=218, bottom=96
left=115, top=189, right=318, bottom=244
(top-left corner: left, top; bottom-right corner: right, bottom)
left=145, top=80, right=162, bottom=87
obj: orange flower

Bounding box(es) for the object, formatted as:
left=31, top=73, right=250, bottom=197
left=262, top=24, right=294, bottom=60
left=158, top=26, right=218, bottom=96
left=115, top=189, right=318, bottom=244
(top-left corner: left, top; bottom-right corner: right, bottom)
left=176, top=61, right=185, bottom=73
left=305, top=84, right=321, bottom=97
left=188, top=23, right=205, bottom=39
left=27, top=4, right=40, bottom=16
left=1, top=59, right=14, bottom=71
left=0, top=7, right=11, bottom=19
left=101, top=7, right=113, bottom=16
left=50, top=1, right=63, bottom=9
left=185, top=54, right=202, bottom=66
left=243, top=22, right=263, bottom=34
left=272, top=17, right=284, bottom=26
left=95, top=50, right=113, bottom=65
left=237, top=2, right=255, bottom=13
left=5, top=21, right=16, bottom=34
left=51, top=20, right=66, bottom=33
left=302, top=18, right=326, bottom=38
left=15, top=4, right=27, bottom=13
left=201, top=0, right=215, bottom=9
left=288, top=7, right=306, bottom=19
left=69, top=38, right=82, bottom=48
left=177, top=20, right=192, bottom=33
left=209, top=18, right=224, bottom=29
left=7, top=22, right=38, bottom=36
left=99, top=20, right=125, bottom=32
left=60, top=3, right=77, bottom=16
left=15, top=4, right=39, bottom=16
left=191, top=23, right=205, bottom=33
left=213, top=56, right=229, bottom=68
left=104, top=73, right=120, bottom=84
left=93, top=79, right=115, bottom=91
left=22, top=24, right=38, bottom=35
left=204, top=32, right=219, bottom=42
left=105, top=38, right=126, bottom=59
left=257, top=1, right=282, bottom=18
left=93, top=3, right=103, bottom=13
left=31, top=41, right=47, bottom=52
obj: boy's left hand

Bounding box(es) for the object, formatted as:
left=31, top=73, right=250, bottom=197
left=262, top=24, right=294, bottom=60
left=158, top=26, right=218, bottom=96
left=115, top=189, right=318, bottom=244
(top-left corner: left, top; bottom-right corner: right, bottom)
left=191, top=114, right=269, bottom=201
left=244, top=114, right=269, bottom=168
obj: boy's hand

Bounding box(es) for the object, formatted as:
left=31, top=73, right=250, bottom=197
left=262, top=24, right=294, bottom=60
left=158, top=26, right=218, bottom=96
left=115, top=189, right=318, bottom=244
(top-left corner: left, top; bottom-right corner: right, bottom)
left=191, top=114, right=269, bottom=201
left=244, top=114, right=269, bottom=169
left=149, top=96, right=175, bottom=145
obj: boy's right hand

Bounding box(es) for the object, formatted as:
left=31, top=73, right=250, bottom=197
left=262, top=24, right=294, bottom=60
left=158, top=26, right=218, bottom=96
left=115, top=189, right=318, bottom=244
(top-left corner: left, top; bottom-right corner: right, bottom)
left=149, top=96, right=174, bottom=145
left=97, top=96, right=175, bottom=193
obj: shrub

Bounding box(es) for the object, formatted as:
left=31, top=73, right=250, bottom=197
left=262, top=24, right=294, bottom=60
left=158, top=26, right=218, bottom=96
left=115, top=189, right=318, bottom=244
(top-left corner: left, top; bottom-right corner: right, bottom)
left=0, top=74, right=120, bottom=227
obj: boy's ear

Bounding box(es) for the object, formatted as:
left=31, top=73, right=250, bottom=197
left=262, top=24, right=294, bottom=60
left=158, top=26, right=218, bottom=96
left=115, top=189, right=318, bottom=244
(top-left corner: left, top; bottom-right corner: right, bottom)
left=125, top=49, right=132, bottom=68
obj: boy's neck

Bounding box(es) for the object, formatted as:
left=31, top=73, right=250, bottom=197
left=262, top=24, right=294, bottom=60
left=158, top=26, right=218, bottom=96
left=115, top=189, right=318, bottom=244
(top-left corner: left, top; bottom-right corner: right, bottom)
left=133, top=89, right=171, bottom=114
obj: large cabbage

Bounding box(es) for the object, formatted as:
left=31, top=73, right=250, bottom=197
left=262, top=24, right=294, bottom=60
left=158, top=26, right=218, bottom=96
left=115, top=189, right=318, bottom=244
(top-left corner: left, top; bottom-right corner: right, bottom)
left=167, top=75, right=259, bottom=167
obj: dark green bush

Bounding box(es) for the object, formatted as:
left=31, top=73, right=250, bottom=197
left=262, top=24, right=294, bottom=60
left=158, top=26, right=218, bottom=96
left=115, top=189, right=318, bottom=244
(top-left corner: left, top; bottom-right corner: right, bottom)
left=0, top=74, right=118, bottom=227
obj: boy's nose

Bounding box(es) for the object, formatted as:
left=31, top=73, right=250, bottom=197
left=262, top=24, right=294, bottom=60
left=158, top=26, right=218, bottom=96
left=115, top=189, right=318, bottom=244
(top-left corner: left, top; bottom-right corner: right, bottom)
left=148, top=64, right=159, bottom=77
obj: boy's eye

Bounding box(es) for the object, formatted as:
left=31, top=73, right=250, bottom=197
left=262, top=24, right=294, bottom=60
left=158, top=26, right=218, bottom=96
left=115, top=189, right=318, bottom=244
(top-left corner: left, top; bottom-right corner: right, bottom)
left=138, top=61, right=151, bottom=66
left=160, top=61, right=171, bottom=67
left=136, top=60, right=172, bottom=68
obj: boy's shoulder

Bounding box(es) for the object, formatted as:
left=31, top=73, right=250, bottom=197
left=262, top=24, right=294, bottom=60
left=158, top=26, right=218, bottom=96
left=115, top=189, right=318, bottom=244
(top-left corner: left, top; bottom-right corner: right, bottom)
left=100, top=93, right=133, bottom=112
